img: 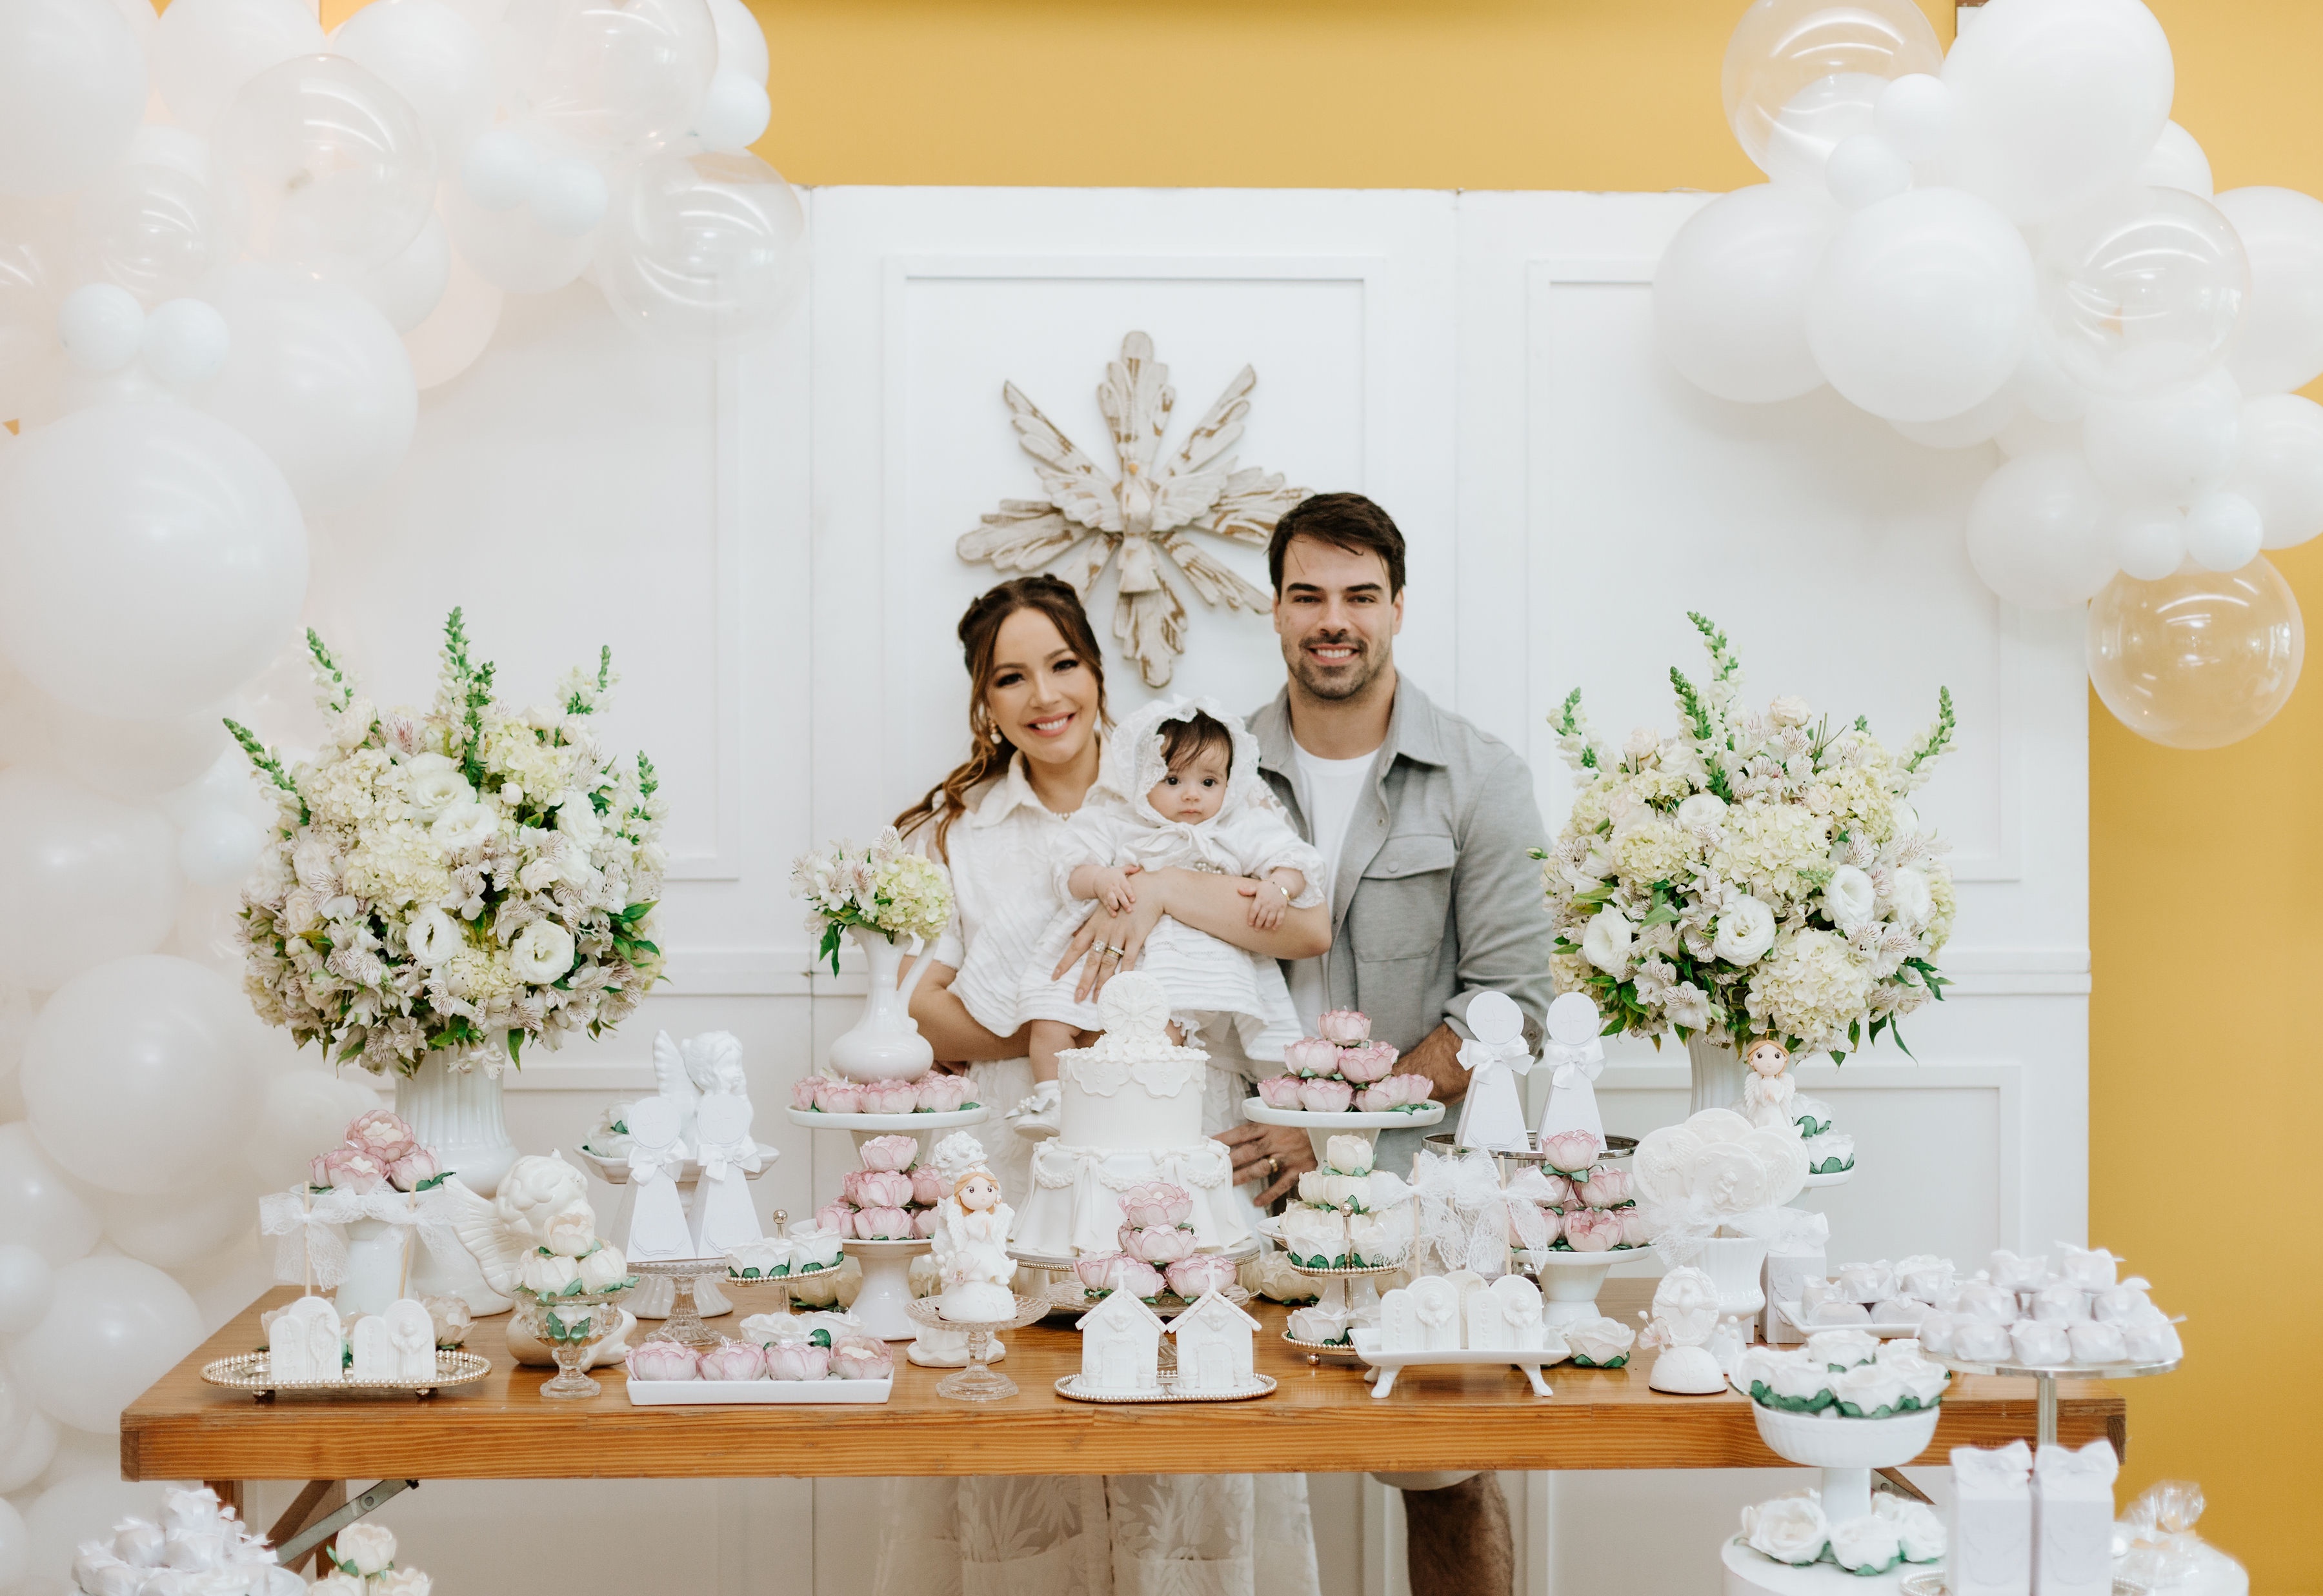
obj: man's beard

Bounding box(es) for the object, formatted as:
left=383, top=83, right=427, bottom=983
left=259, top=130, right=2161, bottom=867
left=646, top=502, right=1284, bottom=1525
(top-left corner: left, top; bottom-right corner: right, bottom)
left=1291, top=637, right=1389, bottom=702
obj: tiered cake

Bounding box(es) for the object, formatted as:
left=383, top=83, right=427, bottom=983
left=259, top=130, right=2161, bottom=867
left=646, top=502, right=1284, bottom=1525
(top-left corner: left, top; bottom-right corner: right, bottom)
left=1009, top=972, right=1250, bottom=1259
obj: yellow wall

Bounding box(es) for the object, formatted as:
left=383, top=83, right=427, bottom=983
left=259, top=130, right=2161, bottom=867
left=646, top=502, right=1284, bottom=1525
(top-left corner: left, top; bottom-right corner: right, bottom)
left=746, top=0, right=2318, bottom=1585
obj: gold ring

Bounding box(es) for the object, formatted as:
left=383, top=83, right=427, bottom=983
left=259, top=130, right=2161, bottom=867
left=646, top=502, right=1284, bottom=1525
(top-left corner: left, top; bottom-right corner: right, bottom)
left=1266, top=1155, right=1280, bottom=1177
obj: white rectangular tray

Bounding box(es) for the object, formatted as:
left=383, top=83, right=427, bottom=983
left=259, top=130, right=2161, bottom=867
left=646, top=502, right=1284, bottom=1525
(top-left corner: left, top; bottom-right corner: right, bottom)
left=1347, top=1328, right=1569, bottom=1398
left=623, top=1376, right=893, bottom=1406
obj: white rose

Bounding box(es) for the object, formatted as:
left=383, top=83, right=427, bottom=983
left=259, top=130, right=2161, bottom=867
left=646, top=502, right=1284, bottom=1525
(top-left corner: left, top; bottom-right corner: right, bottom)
left=1767, top=695, right=1813, bottom=728
left=282, top=888, right=321, bottom=935
left=431, top=799, right=497, bottom=852
left=1580, top=906, right=1633, bottom=975
left=1829, top=1514, right=1902, bottom=1573
left=519, top=1250, right=580, bottom=1295
left=539, top=1199, right=597, bottom=1257
left=1833, top=1360, right=1910, bottom=1416
left=558, top=793, right=605, bottom=844
left=518, top=856, right=563, bottom=892
left=292, top=835, right=336, bottom=888
left=308, top=1575, right=364, bottom=1596
left=1622, top=726, right=1658, bottom=763
left=1344, top=1212, right=1398, bottom=1266
left=371, top=1570, right=434, bottom=1596
left=1742, top=1494, right=1828, bottom=1564
left=1873, top=1495, right=1947, bottom=1562
left=1886, top=866, right=1934, bottom=928
left=1822, top=864, right=1876, bottom=932
left=1711, top=895, right=1776, bottom=964
left=406, top=755, right=472, bottom=821
left=1564, top=1315, right=1635, bottom=1364
left=1279, top=1208, right=1347, bottom=1265
left=333, top=1522, right=396, bottom=1578
left=1325, top=1135, right=1374, bottom=1175
left=576, top=1242, right=629, bottom=1292
left=1676, top=793, right=1728, bottom=830
left=510, top=919, right=576, bottom=983
left=1893, top=803, right=1920, bottom=837
left=1805, top=1328, right=1880, bottom=1370
left=1765, top=1355, right=1833, bottom=1405
left=408, top=906, right=461, bottom=967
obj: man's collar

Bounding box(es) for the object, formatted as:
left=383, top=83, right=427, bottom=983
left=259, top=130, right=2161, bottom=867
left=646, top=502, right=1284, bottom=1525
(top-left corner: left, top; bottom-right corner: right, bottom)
left=1252, top=674, right=1447, bottom=777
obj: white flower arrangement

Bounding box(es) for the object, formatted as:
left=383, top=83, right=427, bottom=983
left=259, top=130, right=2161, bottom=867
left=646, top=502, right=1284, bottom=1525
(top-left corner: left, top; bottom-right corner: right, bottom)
left=791, top=826, right=953, bottom=974
left=226, top=612, right=667, bottom=1076
left=1540, top=615, right=1958, bottom=1060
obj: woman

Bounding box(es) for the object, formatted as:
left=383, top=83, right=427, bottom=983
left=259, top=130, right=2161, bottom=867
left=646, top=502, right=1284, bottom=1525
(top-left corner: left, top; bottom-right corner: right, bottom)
left=876, top=574, right=1327, bottom=1596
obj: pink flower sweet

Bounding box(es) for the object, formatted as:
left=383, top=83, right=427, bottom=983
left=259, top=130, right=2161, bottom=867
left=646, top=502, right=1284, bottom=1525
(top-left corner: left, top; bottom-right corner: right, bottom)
left=1533, top=1172, right=1574, bottom=1206
left=626, top=1341, right=699, bottom=1381
left=1576, top=1166, right=1632, bottom=1209
left=765, top=1343, right=831, bottom=1381
left=1165, top=1254, right=1239, bottom=1298
left=831, top=1335, right=894, bottom=1381
left=1397, top=1074, right=1435, bottom=1104
left=844, top=1168, right=915, bottom=1209
left=1075, top=1253, right=1132, bottom=1290
left=854, top=1206, right=913, bottom=1240
left=813, top=1078, right=863, bottom=1114
left=387, top=1146, right=439, bottom=1192
left=910, top=1166, right=949, bottom=1206
left=1117, top=1182, right=1193, bottom=1228
left=1103, top=1257, right=1166, bottom=1297
left=1335, top=1042, right=1400, bottom=1083
left=1317, top=1010, right=1371, bottom=1045
left=1282, top=1037, right=1343, bottom=1077
left=859, top=1081, right=918, bottom=1115
left=697, top=1341, right=766, bottom=1381
left=1298, top=1078, right=1355, bottom=1113
left=790, top=1079, right=821, bottom=1110
left=1353, top=1085, right=1395, bottom=1112
left=1562, top=1208, right=1621, bottom=1252
left=1618, top=1207, right=1658, bottom=1247
left=1540, top=1130, right=1602, bottom=1176
left=1120, top=1224, right=1196, bottom=1264
left=914, top=1073, right=971, bottom=1112
left=815, top=1200, right=856, bottom=1235
left=858, top=1135, right=919, bottom=1173
left=912, top=1208, right=940, bottom=1239
left=318, top=1147, right=387, bottom=1193
left=1257, top=1075, right=1307, bottom=1108
left=343, top=1110, right=417, bottom=1163
left=1534, top=1206, right=1567, bottom=1244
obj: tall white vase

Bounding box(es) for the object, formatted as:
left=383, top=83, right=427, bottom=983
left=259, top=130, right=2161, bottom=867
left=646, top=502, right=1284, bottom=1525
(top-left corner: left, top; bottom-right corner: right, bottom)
left=1686, top=1033, right=1747, bottom=1114
left=397, top=1048, right=518, bottom=1315
left=827, top=924, right=937, bottom=1082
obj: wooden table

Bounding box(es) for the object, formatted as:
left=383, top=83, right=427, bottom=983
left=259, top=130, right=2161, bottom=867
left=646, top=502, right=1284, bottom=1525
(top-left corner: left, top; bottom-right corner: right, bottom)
left=123, top=1281, right=2126, bottom=1487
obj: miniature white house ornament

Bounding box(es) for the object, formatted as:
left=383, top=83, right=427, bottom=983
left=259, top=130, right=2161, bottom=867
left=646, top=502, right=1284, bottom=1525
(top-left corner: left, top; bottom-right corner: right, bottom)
left=1453, top=990, right=1534, bottom=1154
left=1536, top=991, right=1607, bottom=1152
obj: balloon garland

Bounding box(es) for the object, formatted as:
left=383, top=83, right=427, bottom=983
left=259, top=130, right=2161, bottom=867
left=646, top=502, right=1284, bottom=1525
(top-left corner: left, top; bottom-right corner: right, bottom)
left=1658, top=0, right=2316, bottom=748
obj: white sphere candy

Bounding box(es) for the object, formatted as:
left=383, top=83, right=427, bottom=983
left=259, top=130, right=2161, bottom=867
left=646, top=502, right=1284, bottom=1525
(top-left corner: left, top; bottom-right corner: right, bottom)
left=461, top=129, right=539, bottom=213
left=529, top=157, right=609, bottom=239
left=140, top=298, right=231, bottom=391
left=56, top=284, right=145, bottom=374
left=2182, top=489, right=2264, bottom=572
left=1875, top=74, right=1953, bottom=163
left=1824, top=134, right=1912, bottom=210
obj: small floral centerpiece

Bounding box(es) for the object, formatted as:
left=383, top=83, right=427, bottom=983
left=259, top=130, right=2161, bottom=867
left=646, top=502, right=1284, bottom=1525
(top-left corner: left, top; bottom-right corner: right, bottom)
left=228, top=612, right=667, bottom=1075
left=791, top=826, right=952, bottom=976
left=1252, top=1010, right=1434, bottom=1113
left=309, top=1110, right=443, bottom=1195
left=1562, top=1315, right=1638, bottom=1370
left=1541, top=614, right=1957, bottom=1062
left=624, top=1313, right=896, bottom=1383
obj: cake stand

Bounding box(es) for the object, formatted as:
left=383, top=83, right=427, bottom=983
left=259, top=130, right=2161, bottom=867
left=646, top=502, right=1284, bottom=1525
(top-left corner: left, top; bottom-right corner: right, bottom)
left=1936, top=1352, right=2180, bottom=1446
left=1009, top=1236, right=1260, bottom=1273
left=627, top=1258, right=730, bottom=1349
left=1242, top=1101, right=1443, bottom=1166
left=1516, top=1244, right=1656, bottom=1328
left=1420, top=1130, right=1638, bottom=1179
left=1720, top=1537, right=1936, bottom=1596
left=1284, top=1256, right=1403, bottom=1342
left=906, top=1294, right=1051, bottom=1401
left=572, top=1142, right=776, bottom=1323
left=1750, top=1399, right=1944, bottom=1524
left=842, top=1237, right=934, bottom=1341
left=783, top=1104, right=991, bottom=1153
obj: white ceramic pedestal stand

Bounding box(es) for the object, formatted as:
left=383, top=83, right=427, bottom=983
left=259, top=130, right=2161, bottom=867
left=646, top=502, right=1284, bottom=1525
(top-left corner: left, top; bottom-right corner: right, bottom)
left=572, top=1142, right=781, bottom=1325
left=1240, top=1101, right=1445, bottom=1168
left=1517, top=1246, right=1655, bottom=1328
left=1722, top=1402, right=1946, bottom=1595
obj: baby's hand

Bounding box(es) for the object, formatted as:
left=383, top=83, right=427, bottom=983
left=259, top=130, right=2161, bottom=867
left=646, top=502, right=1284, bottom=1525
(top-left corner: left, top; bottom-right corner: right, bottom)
left=1094, top=866, right=1136, bottom=912
left=1244, top=878, right=1287, bottom=929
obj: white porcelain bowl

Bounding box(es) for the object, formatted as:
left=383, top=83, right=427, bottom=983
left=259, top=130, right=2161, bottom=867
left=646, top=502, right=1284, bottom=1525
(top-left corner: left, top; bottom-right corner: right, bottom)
left=1749, top=1399, right=1942, bottom=1468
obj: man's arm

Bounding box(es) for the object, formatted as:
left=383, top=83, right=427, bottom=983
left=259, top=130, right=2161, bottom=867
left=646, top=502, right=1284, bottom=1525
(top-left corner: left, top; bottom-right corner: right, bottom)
left=1441, top=748, right=1557, bottom=1042
left=1393, top=1022, right=1470, bottom=1104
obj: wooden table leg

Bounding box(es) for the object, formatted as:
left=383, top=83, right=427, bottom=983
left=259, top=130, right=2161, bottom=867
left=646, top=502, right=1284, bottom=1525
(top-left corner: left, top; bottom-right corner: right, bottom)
left=266, top=1480, right=347, bottom=1573
left=202, top=1481, right=244, bottom=1521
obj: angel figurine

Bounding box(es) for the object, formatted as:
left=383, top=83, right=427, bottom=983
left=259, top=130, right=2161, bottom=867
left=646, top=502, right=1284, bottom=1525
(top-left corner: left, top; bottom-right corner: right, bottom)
left=1739, top=1037, right=1796, bottom=1132
left=932, top=1168, right=1018, bottom=1324
left=1640, top=1266, right=1726, bottom=1393
left=1453, top=989, right=1534, bottom=1154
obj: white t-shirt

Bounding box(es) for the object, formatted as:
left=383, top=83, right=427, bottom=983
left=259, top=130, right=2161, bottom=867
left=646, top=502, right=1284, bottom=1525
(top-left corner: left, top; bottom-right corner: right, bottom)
left=1286, top=741, right=1379, bottom=1032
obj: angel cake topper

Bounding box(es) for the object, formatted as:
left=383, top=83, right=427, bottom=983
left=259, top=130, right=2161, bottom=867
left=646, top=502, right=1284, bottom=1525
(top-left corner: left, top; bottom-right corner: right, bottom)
left=1739, top=1037, right=1796, bottom=1133
left=932, top=1164, right=1018, bottom=1324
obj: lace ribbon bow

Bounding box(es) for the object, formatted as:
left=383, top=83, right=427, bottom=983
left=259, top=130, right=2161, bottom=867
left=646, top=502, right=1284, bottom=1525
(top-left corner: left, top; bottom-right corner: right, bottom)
left=257, top=1188, right=363, bottom=1290
left=354, top=1188, right=470, bottom=1268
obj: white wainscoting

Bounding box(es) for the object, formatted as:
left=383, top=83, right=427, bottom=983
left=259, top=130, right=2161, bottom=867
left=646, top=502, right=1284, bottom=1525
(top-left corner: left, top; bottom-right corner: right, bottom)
left=341, top=186, right=2086, bottom=1596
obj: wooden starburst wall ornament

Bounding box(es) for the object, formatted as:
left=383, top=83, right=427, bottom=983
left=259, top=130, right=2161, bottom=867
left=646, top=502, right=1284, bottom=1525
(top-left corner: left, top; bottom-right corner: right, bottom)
left=956, top=332, right=1311, bottom=688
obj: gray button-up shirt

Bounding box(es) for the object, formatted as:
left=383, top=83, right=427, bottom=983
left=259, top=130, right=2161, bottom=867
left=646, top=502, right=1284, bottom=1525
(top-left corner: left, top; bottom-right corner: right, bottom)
left=1248, top=678, right=1555, bottom=1173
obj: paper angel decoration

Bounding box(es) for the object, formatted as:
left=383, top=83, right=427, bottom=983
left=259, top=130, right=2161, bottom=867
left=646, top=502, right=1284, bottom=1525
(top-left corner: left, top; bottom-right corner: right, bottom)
left=1453, top=990, right=1533, bottom=1155
left=1535, top=991, right=1607, bottom=1153
left=689, top=1092, right=765, bottom=1255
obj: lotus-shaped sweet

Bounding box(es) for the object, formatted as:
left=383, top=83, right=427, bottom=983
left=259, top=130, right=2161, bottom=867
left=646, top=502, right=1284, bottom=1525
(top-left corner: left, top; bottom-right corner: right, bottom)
left=1117, top=1182, right=1193, bottom=1227
left=844, top=1168, right=916, bottom=1209
left=1075, top=1253, right=1132, bottom=1290
left=1562, top=1208, right=1622, bottom=1252
left=1121, top=1224, right=1196, bottom=1264
left=1297, top=1078, right=1354, bottom=1113
left=1539, top=1130, right=1601, bottom=1176
left=1282, top=1037, right=1343, bottom=1077
left=790, top=1078, right=821, bottom=1110
left=765, top=1343, right=832, bottom=1381
left=1576, top=1166, right=1632, bottom=1208
left=812, top=1078, right=864, bottom=1114
left=1166, top=1253, right=1239, bottom=1298
left=859, top=1080, right=918, bottom=1115
left=914, top=1073, right=972, bottom=1112
left=698, top=1341, right=766, bottom=1381
left=910, top=1166, right=949, bottom=1206
left=832, top=1335, right=894, bottom=1381
left=626, top=1341, right=699, bottom=1381
left=1256, top=1075, right=1306, bottom=1108
left=1334, top=1042, right=1398, bottom=1083
left=1100, top=1257, right=1166, bottom=1297
left=1316, top=1010, right=1371, bottom=1044
left=858, top=1135, right=920, bottom=1173
left=852, top=1206, right=913, bottom=1240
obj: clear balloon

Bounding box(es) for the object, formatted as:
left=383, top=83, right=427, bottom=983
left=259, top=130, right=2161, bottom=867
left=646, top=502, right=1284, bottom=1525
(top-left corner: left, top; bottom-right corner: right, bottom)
left=0, top=0, right=146, bottom=197
left=1824, top=134, right=1909, bottom=210
left=1941, top=0, right=2174, bottom=224
left=496, top=0, right=719, bottom=155
left=331, top=0, right=498, bottom=170
left=0, top=1122, right=101, bottom=1265
left=141, top=295, right=232, bottom=391
left=596, top=151, right=806, bottom=350
left=13, top=1258, right=204, bottom=1431
left=2089, top=557, right=2305, bottom=748
left=2214, top=186, right=2323, bottom=397
left=350, top=212, right=450, bottom=333
left=2182, top=489, right=2264, bottom=573
left=2137, top=121, right=2213, bottom=198
left=0, top=769, right=179, bottom=990
left=2036, top=186, right=2248, bottom=397
left=404, top=236, right=503, bottom=387
left=244, top=1068, right=383, bottom=1188
left=1653, top=184, right=1838, bottom=404
left=2082, top=368, right=2241, bottom=507
left=213, top=54, right=437, bottom=280
left=1721, top=0, right=1942, bottom=187
left=99, top=1181, right=257, bottom=1268
left=70, top=135, right=221, bottom=305
left=2106, top=504, right=2186, bottom=581
left=150, top=0, right=326, bottom=134
left=1964, top=449, right=2116, bottom=608
left=443, top=173, right=598, bottom=292
left=1806, top=187, right=2034, bottom=422
left=0, top=196, right=70, bottom=423
left=2230, top=394, right=2323, bottom=550
left=57, top=283, right=145, bottom=373
left=200, top=266, right=417, bottom=510
left=0, top=401, right=308, bottom=719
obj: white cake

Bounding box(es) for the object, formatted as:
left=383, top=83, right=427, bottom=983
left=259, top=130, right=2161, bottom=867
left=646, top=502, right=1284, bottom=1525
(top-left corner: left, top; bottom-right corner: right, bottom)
left=1009, top=972, right=1250, bottom=1258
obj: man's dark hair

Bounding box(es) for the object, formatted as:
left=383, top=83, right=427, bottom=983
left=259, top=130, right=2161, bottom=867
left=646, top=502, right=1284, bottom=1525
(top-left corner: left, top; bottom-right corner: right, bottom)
left=1267, top=492, right=1407, bottom=596
left=1159, top=710, right=1234, bottom=773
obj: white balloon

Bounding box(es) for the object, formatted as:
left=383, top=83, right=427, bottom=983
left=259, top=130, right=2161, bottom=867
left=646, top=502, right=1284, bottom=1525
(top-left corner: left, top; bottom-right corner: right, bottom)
left=350, top=212, right=450, bottom=333
left=2137, top=121, right=2213, bottom=198
left=0, top=769, right=179, bottom=990
left=2230, top=394, right=2323, bottom=550
left=405, top=235, right=503, bottom=388
left=1892, top=383, right=2019, bottom=449
left=2106, top=504, right=2186, bottom=581
left=1824, top=134, right=1910, bottom=210
left=0, top=1123, right=100, bottom=1265
left=1874, top=73, right=1951, bottom=163
left=99, top=1181, right=255, bottom=1268
left=2013, top=328, right=2091, bottom=423
left=2083, top=368, right=2242, bottom=506
left=460, top=128, right=538, bottom=212
left=530, top=156, right=608, bottom=237
left=41, top=701, right=229, bottom=801
left=597, top=151, right=806, bottom=350
left=0, top=987, right=28, bottom=1079
left=0, top=1494, right=26, bottom=1590
left=705, top=0, right=765, bottom=86
left=495, top=0, right=720, bottom=155
left=1653, top=185, right=1837, bottom=404
left=2214, top=186, right=2323, bottom=396
left=1940, top=0, right=2173, bottom=224
left=175, top=1236, right=275, bottom=1333
left=1965, top=449, right=2116, bottom=608
left=150, top=0, right=325, bottom=134
left=2036, top=186, right=2249, bottom=397
left=23, top=1266, right=200, bottom=1406
left=57, top=284, right=145, bottom=374
left=2183, top=489, right=2265, bottom=573
left=1806, top=187, right=2034, bottom=422
left=0, top=401, right=308, bottom=720
left=140, top=296, right=232, bottom=390
left=0, top=1244, right=55, bottom=1337
left=70, top=143, right=221, bottom=306
left=244, top=1068, right=382, bottom=1188
left=331, top=0, right=497, bottom=168
left=176, top=806, right=265, bottom=887
left=0, top=195, right=72, bottom=424
left=200, top=266, right=417, bottom=510
left=694, top=67, right=771, bottom=154
left=0, top=1414, right=56, bottom=1493
left=443, top=172, right=598, bottom=293
left=0, top=0, right=146, bottom=197
left=22, top=955, right=263, bottom=1195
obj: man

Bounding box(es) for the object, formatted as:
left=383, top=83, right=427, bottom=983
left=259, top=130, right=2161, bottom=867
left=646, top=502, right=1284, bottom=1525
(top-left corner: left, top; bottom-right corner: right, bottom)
left=1217, top=490, right=1555, bottom=1596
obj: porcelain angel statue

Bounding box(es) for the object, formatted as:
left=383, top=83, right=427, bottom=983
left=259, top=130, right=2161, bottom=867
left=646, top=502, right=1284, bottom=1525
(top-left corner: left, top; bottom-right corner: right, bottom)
left=1738, top=1039, right=1796, bottom=1132
left=932, top=1168, right=1018, bottom=1324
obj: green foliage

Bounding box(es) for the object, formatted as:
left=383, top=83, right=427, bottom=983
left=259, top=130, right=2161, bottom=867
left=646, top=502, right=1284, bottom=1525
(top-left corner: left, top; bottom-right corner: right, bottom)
left=307, top=628, right=357, bottom=715
left=222, top=717, right=309, bottom=825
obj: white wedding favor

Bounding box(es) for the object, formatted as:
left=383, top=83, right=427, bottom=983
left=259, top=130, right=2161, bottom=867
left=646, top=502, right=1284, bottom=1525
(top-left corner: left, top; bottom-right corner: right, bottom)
left=1642, top=1267, right=1725, bottom=1394
left=623, top=1095, right=697, bottom=1262
left=687, top=1092, right=765, bottom=1255
left=2033, top=1441, right=2120, bottom=1596
left=1465, top=1274, right=1548, bottom=1352
left=1453, top=990, right=1533, bottom=1154
left=268, top=1295, right=344, bottom=1384
left=348, top=1313, right=395, bottom=1382
left=1165, top=1290, right=1261, bottom=1393
left=384, top=1297, right=436, bottom=1381
left=1077, top=1289, right=1165, bottom=1393
left=1949, top=1442, right=2035, bottom=1596
left=1534, top=992, right=1607, bottom=1153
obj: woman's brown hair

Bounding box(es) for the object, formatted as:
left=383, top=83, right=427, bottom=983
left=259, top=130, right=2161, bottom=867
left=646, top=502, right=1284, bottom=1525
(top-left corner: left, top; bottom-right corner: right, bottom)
left=894, top=575, right=1111, bottom=856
